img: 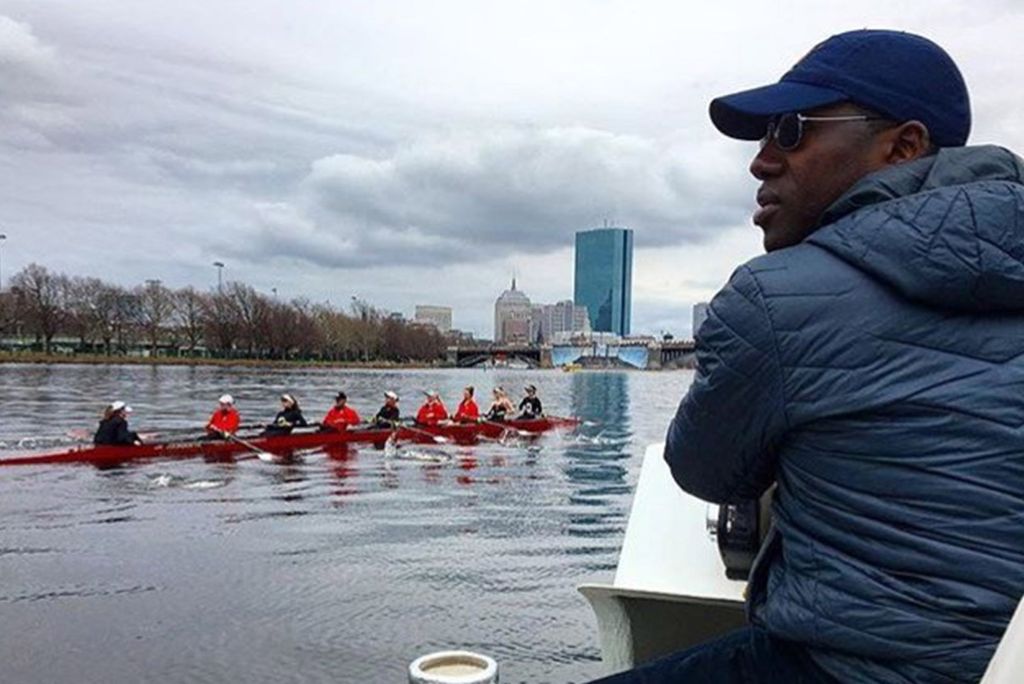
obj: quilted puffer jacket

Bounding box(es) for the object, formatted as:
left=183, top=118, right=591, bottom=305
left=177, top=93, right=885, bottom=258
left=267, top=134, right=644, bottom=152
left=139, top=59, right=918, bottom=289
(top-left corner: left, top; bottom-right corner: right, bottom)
left=665, top=145, right=1024, bottom=683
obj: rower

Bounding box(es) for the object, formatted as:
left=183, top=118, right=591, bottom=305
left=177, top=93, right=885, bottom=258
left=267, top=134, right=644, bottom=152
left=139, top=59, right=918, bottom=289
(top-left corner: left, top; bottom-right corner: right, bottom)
left=94, top=401, right=142, bottom=446
left=205, top=394, right=240, bottom=439
left=373, top=390, right=402, bottom=428
left=517, top=384, right=544, bottom=420
left=415, top=390, right=449, bottom=426
left=322, top=391, right=361, bottom=431
left=484, top=387, right=516, bottom=422
left=453, top=386, right=480, bottom=423
left=263, top=393, right=308, bottom=436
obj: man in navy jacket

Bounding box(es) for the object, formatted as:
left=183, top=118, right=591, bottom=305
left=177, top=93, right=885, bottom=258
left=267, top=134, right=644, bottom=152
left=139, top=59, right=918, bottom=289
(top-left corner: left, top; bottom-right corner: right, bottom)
left=595, top=30, right=1024, bottom=684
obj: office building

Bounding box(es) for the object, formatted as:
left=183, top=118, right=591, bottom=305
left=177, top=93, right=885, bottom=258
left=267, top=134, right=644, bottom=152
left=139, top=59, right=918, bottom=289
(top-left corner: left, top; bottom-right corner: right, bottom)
left=494, top=278, right=532, bottom=343
left=414, top=305, right=453, bottom=333
left=574, top=227, right=633, bottom=335
left=530, top=300, right=591, bottom=343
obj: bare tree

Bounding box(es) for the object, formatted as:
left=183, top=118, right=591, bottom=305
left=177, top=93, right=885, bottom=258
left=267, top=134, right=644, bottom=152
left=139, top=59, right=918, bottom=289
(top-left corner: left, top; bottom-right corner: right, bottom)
left=289, top=298, right=322, bottom=359
left=0, top=289, right=23, bottom=344
left=135, top=280, right=174, bottom=355
left=227, top=282, right=270, bottom=357
left=173, top=287, right=208, bottom=356
left=203, top=290, right=240, bottom=356
left=10, top=264, right=70, bottom=353
left=65, top=276, right=104, bottom=351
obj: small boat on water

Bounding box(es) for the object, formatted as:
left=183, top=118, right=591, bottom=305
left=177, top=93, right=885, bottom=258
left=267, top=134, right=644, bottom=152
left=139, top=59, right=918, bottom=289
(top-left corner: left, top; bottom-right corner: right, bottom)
left=0, top=417, right=580, bottom=467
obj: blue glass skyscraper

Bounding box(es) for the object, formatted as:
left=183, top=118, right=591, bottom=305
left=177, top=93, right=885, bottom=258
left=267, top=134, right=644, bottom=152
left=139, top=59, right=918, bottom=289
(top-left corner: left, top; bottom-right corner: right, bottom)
left=574, top=227, right=633, bottom=335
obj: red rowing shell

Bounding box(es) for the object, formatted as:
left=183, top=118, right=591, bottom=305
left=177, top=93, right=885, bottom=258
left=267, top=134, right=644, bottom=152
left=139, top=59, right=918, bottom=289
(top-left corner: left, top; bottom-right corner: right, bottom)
left=0, top=417, right=581, bottom=467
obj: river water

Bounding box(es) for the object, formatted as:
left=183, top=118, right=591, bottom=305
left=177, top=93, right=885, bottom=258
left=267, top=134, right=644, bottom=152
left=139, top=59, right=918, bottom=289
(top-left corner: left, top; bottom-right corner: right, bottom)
left=0, top=364, right=694, bottom=683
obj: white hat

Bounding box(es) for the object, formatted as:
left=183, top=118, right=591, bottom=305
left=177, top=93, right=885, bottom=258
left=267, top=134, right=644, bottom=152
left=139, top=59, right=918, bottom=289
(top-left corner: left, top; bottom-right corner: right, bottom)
left=219, top=394, right=234, bottom=405
left=111, top=401, right=133, bottom=414
left=423, top=389, right=439, bottom=397
left=384, top=390, right=399, bottom=401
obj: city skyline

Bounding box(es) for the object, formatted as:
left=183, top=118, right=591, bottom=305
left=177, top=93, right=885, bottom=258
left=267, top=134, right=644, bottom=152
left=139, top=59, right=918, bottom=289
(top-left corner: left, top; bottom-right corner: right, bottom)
left=1, top=4, right=1022, bottom=339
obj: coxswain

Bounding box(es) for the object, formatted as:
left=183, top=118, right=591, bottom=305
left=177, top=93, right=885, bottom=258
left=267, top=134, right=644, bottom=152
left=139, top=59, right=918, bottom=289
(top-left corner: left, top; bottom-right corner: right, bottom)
left=373, top=391, right=401, bottom=428
left=415, top=390, right=449, bottom=426
left=94, top=401, right=142, bottom=446
left=484, top=387, right=515, bottom=422
left=263, top=393, right=308, bottom=436
left=453, top=386, right=480, bottom=422
left=206, top=394, right=241, bottom=438
left=517, top=384, right=544, bottom=420
left=322, top=391, right=361, bottom=431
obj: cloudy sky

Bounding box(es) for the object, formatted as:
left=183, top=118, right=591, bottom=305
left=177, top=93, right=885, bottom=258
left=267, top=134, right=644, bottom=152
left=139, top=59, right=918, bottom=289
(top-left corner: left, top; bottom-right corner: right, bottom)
left=2, top=1, right=1023, bottom=337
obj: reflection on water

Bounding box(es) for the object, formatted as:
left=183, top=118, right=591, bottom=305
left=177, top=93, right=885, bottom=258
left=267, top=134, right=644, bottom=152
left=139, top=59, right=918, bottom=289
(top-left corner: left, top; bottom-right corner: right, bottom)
left=0, top=364, right=693, bottom=684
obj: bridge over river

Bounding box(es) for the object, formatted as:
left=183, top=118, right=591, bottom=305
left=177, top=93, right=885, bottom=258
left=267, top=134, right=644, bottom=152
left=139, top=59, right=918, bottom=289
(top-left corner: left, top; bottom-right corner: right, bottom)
left=447, top=341, right=695, bottom=370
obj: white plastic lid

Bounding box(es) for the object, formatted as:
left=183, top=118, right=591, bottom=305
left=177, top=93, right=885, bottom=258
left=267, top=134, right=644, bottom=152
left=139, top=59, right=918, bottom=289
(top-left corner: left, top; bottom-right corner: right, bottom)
left=408, top=650, right=498, bottom=684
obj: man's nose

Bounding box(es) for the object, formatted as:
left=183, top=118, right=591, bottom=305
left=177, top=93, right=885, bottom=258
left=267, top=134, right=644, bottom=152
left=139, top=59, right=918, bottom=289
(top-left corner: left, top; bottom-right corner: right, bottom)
left=750, top=144, right=784, bottom=180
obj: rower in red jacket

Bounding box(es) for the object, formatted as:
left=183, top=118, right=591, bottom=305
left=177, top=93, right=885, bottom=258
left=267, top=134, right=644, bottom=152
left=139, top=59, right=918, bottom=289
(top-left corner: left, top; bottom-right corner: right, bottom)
left=453, top=386, right=480, bottom=422
left=206, top=394, right=241, bottom=438
left=415, top=390, right=449, bottom=426
left=322, top=391, right=361, bottom=431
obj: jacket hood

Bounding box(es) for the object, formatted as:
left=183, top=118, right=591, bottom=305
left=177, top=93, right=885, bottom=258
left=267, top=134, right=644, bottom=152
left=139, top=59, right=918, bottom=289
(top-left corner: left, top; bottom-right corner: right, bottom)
left=808, top=145, right=1024, bottom=312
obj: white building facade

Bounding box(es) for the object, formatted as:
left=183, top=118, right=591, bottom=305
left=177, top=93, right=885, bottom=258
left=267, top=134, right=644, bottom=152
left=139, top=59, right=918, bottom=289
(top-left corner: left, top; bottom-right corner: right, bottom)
left=494, top=278, right=532, bottom=344
left=414, top=305, right=453, bottom=333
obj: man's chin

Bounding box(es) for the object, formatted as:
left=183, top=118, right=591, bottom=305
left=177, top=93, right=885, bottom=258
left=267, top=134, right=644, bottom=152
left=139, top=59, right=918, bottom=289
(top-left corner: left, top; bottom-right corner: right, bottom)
left=761, top=223, right=811, bottom=253
left=760, top=221, right=796, bottom=253
left=758, top=220, right=782, bottom=252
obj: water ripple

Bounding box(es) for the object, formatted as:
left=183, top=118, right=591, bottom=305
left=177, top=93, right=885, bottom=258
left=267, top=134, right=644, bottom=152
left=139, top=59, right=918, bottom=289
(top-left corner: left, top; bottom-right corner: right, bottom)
left=0, top=366, right=695, bottom=683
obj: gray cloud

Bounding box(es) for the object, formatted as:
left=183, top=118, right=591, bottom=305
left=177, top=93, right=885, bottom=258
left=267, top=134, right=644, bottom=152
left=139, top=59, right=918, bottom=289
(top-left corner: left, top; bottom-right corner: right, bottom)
left=221, top=127, right=752, bottom=269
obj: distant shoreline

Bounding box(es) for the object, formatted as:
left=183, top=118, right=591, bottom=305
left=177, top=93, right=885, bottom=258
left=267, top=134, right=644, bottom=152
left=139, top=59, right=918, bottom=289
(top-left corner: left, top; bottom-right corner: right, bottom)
left=0, top=352, right=441, bottom=370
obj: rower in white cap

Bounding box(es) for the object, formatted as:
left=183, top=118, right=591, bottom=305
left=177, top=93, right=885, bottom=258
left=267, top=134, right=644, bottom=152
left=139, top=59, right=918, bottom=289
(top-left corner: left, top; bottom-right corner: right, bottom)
left=373, top=390, right=402, bottom=428
left=205, top=394, right=241, bottom=439
left=93, top=401, right=142, bottom=446
left=415, top=390, right=449, bottom=426
left=263, top=393, right=308, bottom=436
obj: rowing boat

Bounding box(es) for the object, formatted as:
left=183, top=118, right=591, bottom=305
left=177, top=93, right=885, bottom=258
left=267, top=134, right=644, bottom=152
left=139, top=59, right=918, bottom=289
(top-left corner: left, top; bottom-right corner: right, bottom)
left=0, top=417, right=580, bottom=467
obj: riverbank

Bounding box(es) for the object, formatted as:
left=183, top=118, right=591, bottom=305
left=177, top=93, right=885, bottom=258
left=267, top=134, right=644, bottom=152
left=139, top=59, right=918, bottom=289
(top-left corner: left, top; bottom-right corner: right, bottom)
left=0, top=351, right=440, bottom=370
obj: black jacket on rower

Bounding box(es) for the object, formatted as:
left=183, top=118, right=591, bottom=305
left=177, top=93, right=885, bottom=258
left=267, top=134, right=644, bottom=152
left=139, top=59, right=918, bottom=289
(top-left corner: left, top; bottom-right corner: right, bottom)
left=94, top=416, right=140, bottom=446
left=264, top=407, right=307, bottom=436
left=373, top=405, right=400, bottom=427
left=518, top=396, right=542, bottom=419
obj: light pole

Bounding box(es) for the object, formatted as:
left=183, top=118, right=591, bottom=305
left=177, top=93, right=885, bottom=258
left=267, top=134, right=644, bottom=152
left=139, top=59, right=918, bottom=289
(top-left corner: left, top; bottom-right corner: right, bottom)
left=0, top=233, right=6, bottom=292
left=212, top=261, right=224, bottom=293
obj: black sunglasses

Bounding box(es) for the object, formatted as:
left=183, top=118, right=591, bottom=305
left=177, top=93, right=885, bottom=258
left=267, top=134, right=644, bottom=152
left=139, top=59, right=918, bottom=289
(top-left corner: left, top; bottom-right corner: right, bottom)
left=762, top=112, right=887, bottom=151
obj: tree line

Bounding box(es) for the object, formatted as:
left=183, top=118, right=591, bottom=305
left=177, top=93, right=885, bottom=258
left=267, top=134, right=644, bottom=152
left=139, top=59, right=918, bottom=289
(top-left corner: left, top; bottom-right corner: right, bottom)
left=0, top=263, right=448, bottom=362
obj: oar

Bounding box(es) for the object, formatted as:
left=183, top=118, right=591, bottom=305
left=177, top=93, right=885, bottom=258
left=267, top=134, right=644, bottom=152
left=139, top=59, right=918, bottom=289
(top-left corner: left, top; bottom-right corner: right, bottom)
left=225, top=433, right=279, bottom=463
left=399, top=423, right=451, bottom=444
left=480, top=419, right=531, bottom=437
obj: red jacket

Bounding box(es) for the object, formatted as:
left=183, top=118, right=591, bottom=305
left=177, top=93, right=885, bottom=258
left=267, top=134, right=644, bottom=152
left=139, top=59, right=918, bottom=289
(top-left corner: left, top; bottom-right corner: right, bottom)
left=454, top=398, right=479, bottom=422
left=416, top=401, right=449, bottom=425
left=207, top=407, right=240, bottom=434
left=323, top=405, right=361, bottom=431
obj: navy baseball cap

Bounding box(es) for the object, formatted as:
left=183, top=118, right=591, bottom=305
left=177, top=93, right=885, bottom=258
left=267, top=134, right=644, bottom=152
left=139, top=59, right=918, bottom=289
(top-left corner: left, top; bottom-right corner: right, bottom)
left=710, top=30, right=971, bottom=147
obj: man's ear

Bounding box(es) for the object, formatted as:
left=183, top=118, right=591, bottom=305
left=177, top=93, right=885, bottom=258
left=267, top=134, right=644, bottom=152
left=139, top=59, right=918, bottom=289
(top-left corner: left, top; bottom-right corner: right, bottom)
left=885, top=121, right=932, bottom=164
